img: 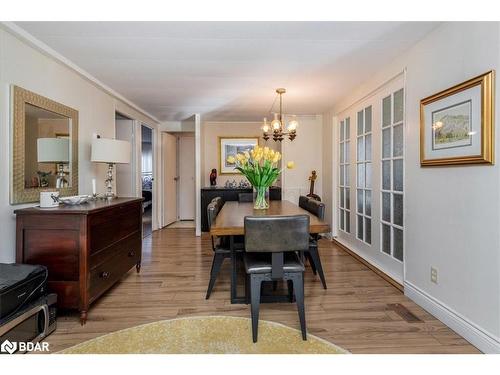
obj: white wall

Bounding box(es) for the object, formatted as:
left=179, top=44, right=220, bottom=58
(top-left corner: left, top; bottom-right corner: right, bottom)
left=200, top=117, right=323, bottom=207
left=322, top=111, right=335, bottom=235
left=281, top=115, right=323, bottom=204
left=115, top=119, right=136, bottom=197
left=0, top=26, right=158, bottom=263
left=326, top=22, right=500, bottom=352
left=201, top=121, right=281, bottom=187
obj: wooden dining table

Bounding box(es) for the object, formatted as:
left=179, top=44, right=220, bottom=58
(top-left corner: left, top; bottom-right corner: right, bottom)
left=210, top=200, right=330, bottom=303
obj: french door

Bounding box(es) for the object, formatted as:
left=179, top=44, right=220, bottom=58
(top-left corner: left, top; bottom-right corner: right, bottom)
left=336, top=79, right=405, bottom=281
left=381, top=89, right=405, bottom=262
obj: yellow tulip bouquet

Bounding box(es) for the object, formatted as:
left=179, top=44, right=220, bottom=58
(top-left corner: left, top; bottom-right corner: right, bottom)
left=227, top=145, right=294, bottom=209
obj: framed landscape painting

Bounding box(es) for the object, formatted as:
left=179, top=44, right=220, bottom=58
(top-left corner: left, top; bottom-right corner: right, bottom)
left=219, top=137, right=259, bottom=174
left=420, top=70, right=494, bottom=166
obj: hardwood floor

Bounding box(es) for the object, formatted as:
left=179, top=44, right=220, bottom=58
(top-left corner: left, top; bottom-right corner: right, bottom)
left=45, top=228, right=480, bottom=354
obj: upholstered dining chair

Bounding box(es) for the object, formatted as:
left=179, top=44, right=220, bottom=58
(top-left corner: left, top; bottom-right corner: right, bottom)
left=299, top=196, right=327, bottom=289
left=238, top=192, right=253, bottom=202
left=244, top=215, right=310, bottom=342
left=206, top=197, right=233, bottom=299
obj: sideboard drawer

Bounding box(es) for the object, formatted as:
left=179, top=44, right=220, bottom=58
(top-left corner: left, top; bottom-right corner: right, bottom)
left=89, top=202, right=141, bottom=254
left=89, top=231, right=141, bottom=269
left=89, top=245, right=140, bottom=304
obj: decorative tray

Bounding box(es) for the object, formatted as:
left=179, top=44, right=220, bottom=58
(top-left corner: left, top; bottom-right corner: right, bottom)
left=59, top=195, right=92, bottom=205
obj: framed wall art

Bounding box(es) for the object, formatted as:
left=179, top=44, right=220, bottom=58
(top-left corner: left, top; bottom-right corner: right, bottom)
left=420, top=70, right=495, bottom=166
left=218, top=137, right=259, bottom=174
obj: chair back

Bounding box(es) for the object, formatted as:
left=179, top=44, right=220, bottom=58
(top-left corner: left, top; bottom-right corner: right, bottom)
left=207, top=197, right=223, bottom=251
left=207, top=197, right=223, bottom=230
left=298, top=195, right=309, bottom=210
left=299, top=196, right=325, bottom=220
left=244, top=215, right=310, bottom=253
left=238, top=192, right=253, bottom=202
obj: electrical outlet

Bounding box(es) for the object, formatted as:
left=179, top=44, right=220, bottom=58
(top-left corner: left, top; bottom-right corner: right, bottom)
left=431, top=267, right=438, bottom=284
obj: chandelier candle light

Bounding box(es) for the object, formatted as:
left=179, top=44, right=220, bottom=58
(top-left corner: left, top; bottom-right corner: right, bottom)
left=262, top=88, right=298, bottom=142
left=227, top=145, right=294, bottom=209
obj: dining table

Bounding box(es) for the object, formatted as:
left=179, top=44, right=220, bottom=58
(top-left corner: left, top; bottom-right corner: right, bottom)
left=209, top=200, right=330, bottom=304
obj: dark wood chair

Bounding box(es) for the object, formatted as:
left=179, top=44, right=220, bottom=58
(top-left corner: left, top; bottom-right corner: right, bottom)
left=299, top=195, right=327, bottom=289
left=205, top=197, right=232, bottom=299
left=244, top=215, right=309, bottom=342
left=238, top=192, right=253, bottom=202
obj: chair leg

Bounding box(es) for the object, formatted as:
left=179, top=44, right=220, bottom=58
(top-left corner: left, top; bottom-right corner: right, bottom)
left=292, top=273, right=307, bottom=340
left=308, top=247, right=327, bottom=289
left=305, top=252, right=317, bottom=275
left=205, top=253, right=226, bottom=299
left=245, top=274, right=250, bottom=304
left=287, top=279, right=295, bottom=302
left=250, top=274, right=263, bottom=343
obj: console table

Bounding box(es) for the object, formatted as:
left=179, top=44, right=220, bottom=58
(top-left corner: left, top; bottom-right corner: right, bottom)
left=15, top=197, right=143, bottom=325
left=200, top=186, right=281, bottom=232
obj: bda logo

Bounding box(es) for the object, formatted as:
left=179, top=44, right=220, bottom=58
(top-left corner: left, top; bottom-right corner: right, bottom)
left=1, top=339, right=17, bottom=354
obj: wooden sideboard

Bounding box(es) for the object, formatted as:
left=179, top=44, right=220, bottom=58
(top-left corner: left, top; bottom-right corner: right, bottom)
left=15, top=197, right=143, bottom=325
left=200, top=186, right=281, bottom=231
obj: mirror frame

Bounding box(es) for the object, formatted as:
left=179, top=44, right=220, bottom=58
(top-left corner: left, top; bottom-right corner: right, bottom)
left=11, top=85, right=79, bottom=204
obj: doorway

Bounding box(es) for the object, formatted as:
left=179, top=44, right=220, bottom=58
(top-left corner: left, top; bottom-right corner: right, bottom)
left=162, top=132, right=195, bottom=228
left=141, top=125, right=154, bottom=237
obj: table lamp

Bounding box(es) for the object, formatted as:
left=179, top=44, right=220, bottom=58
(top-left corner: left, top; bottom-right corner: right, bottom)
left=91, top=137, right=131, bottom=198
left=37, top=138, right=70, bottom=188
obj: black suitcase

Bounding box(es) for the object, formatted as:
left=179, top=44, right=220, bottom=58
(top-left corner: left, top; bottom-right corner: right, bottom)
left=0, top=263, right=48, bottom=320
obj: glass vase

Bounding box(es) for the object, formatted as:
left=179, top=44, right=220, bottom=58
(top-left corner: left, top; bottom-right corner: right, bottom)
left=253, top=186, right=270, bottom=210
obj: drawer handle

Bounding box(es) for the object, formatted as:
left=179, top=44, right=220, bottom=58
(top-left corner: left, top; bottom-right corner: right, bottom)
left=128, top=250, right=136, bottom=257
left=100, top=271, right=110, bottom=279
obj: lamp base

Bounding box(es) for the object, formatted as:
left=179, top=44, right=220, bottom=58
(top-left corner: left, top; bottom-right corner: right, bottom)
left=105, top=163, right=115, bottom=198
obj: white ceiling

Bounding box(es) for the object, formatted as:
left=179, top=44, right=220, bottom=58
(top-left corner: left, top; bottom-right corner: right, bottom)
left=16, top=22, right=439, bottom=122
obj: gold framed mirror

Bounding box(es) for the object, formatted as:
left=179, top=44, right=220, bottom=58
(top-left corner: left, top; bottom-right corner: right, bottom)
left=11, top=86, right=79, bottom=204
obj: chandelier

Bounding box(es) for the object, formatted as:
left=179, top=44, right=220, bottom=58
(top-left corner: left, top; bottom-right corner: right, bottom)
left=261, top=88, right=298, bottom=142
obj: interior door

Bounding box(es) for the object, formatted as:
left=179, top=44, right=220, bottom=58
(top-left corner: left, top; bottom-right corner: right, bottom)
left=162, top=132, right=177, bottom=226
left=178, top=135, right=195, bottom=220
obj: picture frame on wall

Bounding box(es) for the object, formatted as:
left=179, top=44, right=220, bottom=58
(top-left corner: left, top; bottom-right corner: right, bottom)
left=420, top=70, right=495, bottom=166
left=219, top=136, right=259, bottom=174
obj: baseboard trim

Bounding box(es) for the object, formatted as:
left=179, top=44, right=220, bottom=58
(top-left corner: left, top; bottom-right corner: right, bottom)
left=405, top=281, right=500, bottom=354
left=332, top=238, right=403, bottom=292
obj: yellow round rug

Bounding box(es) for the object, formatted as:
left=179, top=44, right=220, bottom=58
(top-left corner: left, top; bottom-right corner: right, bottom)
left=60, top=316, right=348, bottom=354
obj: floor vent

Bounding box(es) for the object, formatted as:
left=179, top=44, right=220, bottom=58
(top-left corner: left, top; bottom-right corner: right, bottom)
left=387, top=303, right=422, bottom=323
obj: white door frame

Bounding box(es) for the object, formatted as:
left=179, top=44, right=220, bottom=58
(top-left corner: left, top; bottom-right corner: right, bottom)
left=140, top=122, right=159, bottom=232
left=161, top=131, right=179, bottom=227
left=194, top=114, right=202, bottom=236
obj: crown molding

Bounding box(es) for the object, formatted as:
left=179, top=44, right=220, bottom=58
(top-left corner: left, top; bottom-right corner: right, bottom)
left=0, top=22, right=160, bottom=124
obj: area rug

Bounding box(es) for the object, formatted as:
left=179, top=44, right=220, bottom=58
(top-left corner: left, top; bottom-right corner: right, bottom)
left=59, top=316, right=348, bottom=354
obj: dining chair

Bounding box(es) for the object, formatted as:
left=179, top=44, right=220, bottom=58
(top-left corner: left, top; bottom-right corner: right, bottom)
left=244, top=215, right=309, bottom=342
left=298, top=195, right=327, bottom=289
left=205, top=197, right=232, bottom=299
left=238, top=192, right=253, bottom=202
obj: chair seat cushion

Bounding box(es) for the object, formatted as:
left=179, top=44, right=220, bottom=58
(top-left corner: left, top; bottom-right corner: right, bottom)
left=244, top=252, right=305, bottom=274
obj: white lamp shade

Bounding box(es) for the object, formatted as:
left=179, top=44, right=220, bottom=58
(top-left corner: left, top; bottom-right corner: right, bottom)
left=91, top=138, right=131, bottom=164
left=37, top=138, right=69, bottom=163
